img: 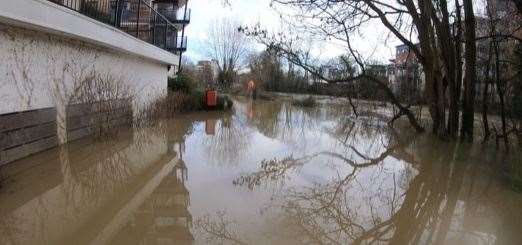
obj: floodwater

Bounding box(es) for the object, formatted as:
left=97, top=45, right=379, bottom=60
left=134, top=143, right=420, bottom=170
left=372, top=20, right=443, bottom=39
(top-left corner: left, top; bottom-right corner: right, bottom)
left=1, top=96, right=522, bottom=245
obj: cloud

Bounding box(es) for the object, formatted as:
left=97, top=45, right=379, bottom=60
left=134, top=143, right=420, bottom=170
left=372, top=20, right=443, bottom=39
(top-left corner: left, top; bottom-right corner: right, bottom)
left=184, top=0, right=400, bottom=63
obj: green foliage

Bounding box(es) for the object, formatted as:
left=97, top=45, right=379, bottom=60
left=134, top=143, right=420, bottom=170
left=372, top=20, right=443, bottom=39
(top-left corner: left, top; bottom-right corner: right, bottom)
left=169, top=73, right=196, bottom=93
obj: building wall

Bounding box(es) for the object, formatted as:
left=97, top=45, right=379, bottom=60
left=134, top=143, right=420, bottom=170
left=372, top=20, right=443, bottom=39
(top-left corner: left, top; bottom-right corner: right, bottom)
left=0, top=0, right=183, bottom=146
left=0, top=23, right=167, bottom=116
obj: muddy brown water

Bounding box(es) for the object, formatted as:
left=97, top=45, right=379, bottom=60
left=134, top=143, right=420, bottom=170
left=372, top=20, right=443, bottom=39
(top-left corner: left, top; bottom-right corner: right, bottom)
left=1, top=97, right=522, bottom=245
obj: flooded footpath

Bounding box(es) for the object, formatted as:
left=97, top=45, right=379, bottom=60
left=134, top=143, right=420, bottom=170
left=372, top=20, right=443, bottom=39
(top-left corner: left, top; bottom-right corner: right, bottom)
left=1, top=97, right=522, bottom=245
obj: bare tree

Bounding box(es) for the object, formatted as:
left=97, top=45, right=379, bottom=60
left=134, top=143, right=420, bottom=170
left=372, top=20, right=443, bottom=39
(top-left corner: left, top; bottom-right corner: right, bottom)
left=237, top=0, right=491, bottom=140
left=207, top=17, right=250, bottom=89
left=461, top=0, right=478, bottom=141
left=198, top=62, right=215, bottom=84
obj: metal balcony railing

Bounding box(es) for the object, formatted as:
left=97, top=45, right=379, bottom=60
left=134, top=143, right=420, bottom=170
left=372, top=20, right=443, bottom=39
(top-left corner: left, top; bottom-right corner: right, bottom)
left=158, top=8, right=191, bottom=24
left=46, top=0, right=188, bottom=55
left=175, top=36, right=188, bottom=52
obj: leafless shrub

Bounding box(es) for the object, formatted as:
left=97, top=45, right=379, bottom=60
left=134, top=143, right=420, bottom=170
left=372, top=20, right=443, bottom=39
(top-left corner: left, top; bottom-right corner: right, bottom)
left=68, top=72, right=134, bottom=139
left=135, top=91, right=203, bottom=127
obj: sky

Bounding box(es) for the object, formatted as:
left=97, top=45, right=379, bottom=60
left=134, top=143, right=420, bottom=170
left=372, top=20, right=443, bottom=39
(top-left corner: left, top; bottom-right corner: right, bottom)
left=184, top=0, right=401, bottom=64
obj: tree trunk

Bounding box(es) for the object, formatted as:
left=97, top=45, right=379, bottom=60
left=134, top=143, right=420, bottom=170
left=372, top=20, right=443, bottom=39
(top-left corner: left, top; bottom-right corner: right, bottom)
left=448, top=0, right=463, bottom=138
left=494, top=36, right=509, bottom=146
left=461, top=0, right=477, bottom=141
left=481, top=42, right=494, bottom=142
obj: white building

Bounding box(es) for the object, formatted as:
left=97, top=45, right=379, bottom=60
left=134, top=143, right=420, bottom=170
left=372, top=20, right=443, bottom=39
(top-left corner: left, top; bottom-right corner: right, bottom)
left=0, top=0, right=190, bottom=165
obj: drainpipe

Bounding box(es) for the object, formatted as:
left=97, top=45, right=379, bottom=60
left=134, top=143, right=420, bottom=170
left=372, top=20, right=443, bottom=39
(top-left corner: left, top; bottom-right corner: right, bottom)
left=177, top=0, right=189, bottom=75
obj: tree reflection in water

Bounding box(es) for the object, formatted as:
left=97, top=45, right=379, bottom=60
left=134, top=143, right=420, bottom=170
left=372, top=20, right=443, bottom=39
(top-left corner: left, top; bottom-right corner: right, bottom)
left=229, top=110, right=517, bottom=245
left=1, top=98, right=521, bottom=245
left=194, top=210, right=247, bottom=245
left=202, top=112, right=252, bottom=166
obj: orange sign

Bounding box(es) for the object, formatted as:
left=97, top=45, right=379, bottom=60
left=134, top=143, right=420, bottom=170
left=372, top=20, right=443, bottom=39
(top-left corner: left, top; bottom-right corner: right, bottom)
left=206, top=90, right=217, bottom=106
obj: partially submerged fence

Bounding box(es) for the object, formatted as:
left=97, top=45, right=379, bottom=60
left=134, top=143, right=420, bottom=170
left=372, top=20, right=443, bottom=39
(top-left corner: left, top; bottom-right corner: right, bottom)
left=0, top=108, right=58, bottom=166
left=66, top=98, right=133, bottom=142
left=0, top=99, right=133, bottom=166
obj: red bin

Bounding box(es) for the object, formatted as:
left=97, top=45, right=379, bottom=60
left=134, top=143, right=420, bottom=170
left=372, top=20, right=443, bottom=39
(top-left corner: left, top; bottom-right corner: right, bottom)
left=206, top=90, right=217, bottom=107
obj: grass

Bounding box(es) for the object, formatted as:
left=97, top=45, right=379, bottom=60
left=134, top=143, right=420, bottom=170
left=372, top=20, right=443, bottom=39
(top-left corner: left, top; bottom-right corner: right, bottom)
left=292, top=96, right=317, bottom=107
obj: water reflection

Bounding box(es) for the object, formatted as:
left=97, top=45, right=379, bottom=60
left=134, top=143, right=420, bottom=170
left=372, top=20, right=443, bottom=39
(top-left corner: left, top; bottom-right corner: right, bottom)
left=0, top=119, right=195, bottom=245
left=202, top=112, right=252, bottom=166
left=109, top=153, right=192, bottom=245
left=233, top=129, right=522, bottom=244
left=0, top=97, right=521, bottom=245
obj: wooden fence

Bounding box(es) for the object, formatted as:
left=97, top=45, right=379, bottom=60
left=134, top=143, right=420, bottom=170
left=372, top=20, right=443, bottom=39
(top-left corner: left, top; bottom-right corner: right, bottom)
left=66, top=98, right=133, bottom=142
left=0, top=108, right=58, bottom=166
left=0, top=98, right=133, bottom=166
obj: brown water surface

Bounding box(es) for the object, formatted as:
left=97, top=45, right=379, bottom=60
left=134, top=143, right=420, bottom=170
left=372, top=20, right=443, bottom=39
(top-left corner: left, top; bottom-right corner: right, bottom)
left=1, top=97, right=522, bottom=245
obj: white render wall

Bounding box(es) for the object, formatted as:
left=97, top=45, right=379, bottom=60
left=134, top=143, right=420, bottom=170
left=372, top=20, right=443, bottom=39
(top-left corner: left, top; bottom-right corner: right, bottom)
left=0, top=23, right=167, bottom=115
left=0, top=0, right=183, bottom=144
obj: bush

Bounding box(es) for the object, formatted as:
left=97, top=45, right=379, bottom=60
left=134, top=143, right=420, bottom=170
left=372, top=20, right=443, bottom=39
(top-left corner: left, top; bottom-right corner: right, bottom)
left=136, top=90, right=233, bottom=125
left=169, top=73, right=196, bottom=93
left=292, top=96, right=316, bottom=107
left=217, top=95, right=234, bottom=110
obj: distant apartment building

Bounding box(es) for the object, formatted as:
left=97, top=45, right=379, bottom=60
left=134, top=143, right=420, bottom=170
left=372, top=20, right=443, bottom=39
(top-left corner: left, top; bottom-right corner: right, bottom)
left=387, top=44, right=425, bottom=102
left=0, top=0, right=190, bottom=165
left=197, top=59, right=219, bottom=83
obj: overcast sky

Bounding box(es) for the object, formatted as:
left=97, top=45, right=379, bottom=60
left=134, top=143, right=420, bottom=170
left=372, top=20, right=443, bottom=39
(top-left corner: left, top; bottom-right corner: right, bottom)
left=184, top=0, right=401, bottom=64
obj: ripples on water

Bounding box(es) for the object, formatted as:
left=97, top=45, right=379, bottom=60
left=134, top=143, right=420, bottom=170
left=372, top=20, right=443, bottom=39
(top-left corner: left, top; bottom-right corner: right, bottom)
left=0, top=97, right=521, bottom=245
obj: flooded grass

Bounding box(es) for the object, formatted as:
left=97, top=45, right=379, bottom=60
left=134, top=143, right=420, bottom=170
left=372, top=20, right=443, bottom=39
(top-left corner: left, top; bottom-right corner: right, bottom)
left=1, top=96, right=522, bottom=244
left=291, top=96, right=316, bottom=107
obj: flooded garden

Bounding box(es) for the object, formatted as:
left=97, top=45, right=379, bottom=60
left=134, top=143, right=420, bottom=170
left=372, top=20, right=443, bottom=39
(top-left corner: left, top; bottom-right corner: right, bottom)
left=1, top=96, right=522, bottom=245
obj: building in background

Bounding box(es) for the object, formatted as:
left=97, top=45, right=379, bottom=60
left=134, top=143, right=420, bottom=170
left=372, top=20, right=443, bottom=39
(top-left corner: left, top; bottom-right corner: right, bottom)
left=387, top=44, right=424, bottom=103
left=197, top=59, right=219, bottom=84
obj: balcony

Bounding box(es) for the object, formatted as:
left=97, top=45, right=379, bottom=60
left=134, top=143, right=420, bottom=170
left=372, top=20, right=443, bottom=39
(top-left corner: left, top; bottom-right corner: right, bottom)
left=159, top=8, right=191, bottom=26
left=175, top=36, right=188, bottom=52
left=45, top=0, right=188, bottom=55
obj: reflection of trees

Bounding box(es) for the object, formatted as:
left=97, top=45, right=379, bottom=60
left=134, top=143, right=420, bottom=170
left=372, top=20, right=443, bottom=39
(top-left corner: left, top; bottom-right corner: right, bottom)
left=234, top=125, right=411, bottom=191
left=194, top=211, right=247, bottom=245
left=233, top=121, right=511, bottom=244
left=244, top=99, right=353, bottom=148
left=61, top=125, right=169, bottom=212
left=203, top=113, right=252, bottom=166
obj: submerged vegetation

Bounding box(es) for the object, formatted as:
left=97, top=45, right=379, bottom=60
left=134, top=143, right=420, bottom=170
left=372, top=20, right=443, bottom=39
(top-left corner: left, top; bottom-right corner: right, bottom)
left=292, top=96, right=316, bottom=107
